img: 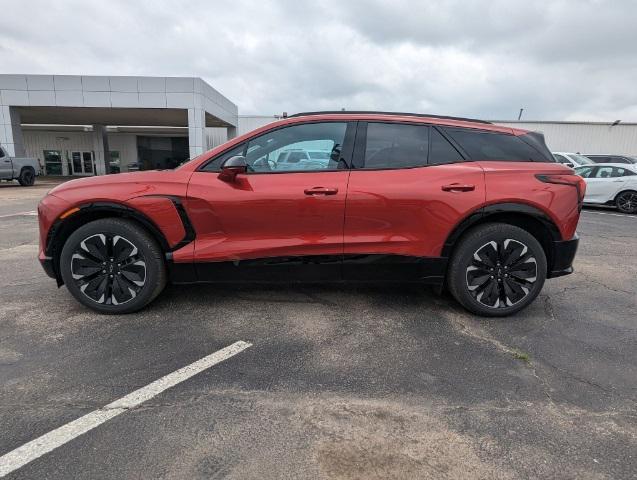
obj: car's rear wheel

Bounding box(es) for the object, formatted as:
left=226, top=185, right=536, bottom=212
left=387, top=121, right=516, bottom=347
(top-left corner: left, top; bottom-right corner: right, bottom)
left=448, top=223, right=547, bottom=317
left=17, top=168, right=35, bottom=186
left=615, top=190, right=637, bottom=214
left=60, top=218, right=166, bottom=314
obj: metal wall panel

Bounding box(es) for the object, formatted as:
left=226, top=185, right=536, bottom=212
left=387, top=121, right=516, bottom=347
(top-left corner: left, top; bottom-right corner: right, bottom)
left=496, top=121, right=637, bottom=156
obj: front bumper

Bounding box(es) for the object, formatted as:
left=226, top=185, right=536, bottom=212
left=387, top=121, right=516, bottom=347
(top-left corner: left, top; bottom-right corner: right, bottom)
left=547, top=233, right=579, bottom=278
left=39, top=253, right=57, bottom=279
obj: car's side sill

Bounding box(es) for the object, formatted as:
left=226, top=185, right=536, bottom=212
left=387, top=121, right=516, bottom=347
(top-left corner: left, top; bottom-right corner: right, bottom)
left=167, top=254, right=448, bottom=285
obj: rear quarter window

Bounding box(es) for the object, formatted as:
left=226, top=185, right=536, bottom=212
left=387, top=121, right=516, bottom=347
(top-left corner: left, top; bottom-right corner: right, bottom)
left=443, top=127, right=551, bottom=162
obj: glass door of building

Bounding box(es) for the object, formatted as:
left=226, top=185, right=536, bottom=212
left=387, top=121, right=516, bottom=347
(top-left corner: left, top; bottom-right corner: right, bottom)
left=70, top=151, right=94, bottom=175
left=43, top=150, right=62, bottom=175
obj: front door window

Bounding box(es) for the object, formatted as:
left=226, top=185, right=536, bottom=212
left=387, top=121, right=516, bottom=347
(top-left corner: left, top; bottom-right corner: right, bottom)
left=244, top=122, right=348, bottom=172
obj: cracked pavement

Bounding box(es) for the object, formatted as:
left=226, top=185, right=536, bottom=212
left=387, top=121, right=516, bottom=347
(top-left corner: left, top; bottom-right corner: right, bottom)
left=0, top=179, right=636, bottom=479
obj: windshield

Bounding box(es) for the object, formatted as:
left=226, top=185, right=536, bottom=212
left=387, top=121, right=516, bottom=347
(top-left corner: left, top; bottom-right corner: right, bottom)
left=568, top=153, right=595, bottom=165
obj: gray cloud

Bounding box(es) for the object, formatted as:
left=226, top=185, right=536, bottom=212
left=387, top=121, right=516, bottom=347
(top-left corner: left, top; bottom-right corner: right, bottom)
left=1, top=0, right=636, bottom=120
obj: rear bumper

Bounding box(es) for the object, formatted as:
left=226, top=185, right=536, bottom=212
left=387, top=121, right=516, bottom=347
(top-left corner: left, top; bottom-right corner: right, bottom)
left=547, top=233, right=579, bottom=278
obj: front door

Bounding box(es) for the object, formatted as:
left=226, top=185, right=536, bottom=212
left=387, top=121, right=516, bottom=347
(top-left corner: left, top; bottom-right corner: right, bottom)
left=70, top=151, right=94, bottom=176
left=0, top=147, right=11, bottom=179
left=186, top=121, right=355, bottom=281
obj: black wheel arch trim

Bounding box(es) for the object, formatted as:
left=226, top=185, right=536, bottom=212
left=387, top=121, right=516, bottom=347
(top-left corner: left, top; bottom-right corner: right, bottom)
left=441, top=202, right=564, bottom=278
left=44, top=196, right=195, bottom=285
left=442, top=203, right=561, bottom=256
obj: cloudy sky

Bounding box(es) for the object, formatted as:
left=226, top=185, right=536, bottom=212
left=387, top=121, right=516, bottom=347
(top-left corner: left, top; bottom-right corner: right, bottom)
left=1, top=0, right=636, bottom=120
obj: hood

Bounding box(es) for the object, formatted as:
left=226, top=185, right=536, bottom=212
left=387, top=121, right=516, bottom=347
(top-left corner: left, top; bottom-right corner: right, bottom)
left=48, top=170, right=170, bottom=196
left=47, top=169, right=191, bottom=205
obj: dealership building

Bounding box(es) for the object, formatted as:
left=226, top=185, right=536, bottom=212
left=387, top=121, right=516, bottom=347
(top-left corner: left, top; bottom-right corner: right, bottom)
left=0, top=74, right=238, bottom=176
left=2, top=73, right=637, bottom=177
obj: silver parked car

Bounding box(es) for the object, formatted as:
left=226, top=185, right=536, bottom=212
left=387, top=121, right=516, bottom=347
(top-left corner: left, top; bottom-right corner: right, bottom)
left=0, top=145, right=41, bottom=186
left=552, top=152, right=596, bottom=168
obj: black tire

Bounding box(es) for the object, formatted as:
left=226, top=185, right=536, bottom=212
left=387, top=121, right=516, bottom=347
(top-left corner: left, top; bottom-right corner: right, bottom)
left=17, top=168, right=35, bottom=186
left=60, top=218, right=166, bottom=314
left=448, top=223, right=547, bottom=317
left=615, top=190, right=637, bottom=214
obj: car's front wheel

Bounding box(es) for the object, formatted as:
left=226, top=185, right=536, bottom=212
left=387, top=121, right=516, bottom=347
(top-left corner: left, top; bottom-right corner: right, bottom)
left=448, top=223, right=547, bottom=317
left=60, top=218, right=166, bottom=314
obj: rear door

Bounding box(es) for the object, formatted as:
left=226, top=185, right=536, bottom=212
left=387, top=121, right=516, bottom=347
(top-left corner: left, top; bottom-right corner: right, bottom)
left=187, top=121, right=355, bottom=281
left=585, top=166, right=625, bottom=202
left=343, top=122, right=485, bottom=281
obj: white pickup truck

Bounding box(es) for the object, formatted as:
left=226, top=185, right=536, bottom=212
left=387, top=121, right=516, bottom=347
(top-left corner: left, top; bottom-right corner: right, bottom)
left=0, top=145, right=40, bottom=186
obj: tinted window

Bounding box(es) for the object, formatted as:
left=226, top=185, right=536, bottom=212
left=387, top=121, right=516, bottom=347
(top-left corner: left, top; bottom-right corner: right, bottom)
left=575, top=166, right=595, bottom=178
left=0, top=147, right=4, bottom=158
left=623, top=169, right=636, bottom=176
left=245, top=122, right=347, bottom=172
left=200, top=143, right=246, bottom=172
left=429, top=128, right=463, bottom=164
left=609, top=156, right=630, bottom=164
left=553, top=154, right=570, bottom=164
left=567, top=153, right=595, bottom=165
left=444, top=128, right=548, bottom=162
left=364, top=123, right=429, bottom=169
left=588, top=155, right=619, bottom=164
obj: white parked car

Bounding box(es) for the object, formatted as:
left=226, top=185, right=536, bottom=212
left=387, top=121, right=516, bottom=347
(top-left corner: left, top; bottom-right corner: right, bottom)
left=574, top=163, right=637, bottom=213
left=584, top=154, right=637, bottom=165
left=552, top=152, right=596, bottom=167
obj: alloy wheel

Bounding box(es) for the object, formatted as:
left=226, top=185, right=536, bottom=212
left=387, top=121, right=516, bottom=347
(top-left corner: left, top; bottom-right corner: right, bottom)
left=616, top=191, right=637, bottom=213
left=70, top=233, right=146, bottom=305
left=466, top=239, right=537, bottom=309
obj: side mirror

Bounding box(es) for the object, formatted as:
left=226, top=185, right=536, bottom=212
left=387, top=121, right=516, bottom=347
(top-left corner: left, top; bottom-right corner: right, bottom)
left=218, top=155, right=247, bottom=182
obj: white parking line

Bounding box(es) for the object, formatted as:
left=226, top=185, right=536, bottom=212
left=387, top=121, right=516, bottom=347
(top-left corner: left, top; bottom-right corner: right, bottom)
left=0, top=340, right=252, bottom=478
left=0, top=211, right=37, bottom=219
left=582, top=210, right=636, bottom=220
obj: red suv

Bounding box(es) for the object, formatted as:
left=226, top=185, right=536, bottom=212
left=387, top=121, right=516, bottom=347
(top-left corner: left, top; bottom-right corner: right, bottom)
left=38, top=112, right=584, bottom=316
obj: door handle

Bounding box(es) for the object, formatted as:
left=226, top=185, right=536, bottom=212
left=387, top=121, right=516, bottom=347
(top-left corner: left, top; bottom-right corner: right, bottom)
left=441, top=183, right=475, bottom=192
left=304, top=186, right=338, bottom=195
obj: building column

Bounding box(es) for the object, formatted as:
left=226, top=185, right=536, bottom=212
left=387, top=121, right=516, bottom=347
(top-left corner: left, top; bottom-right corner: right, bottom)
left=187, top=108, right=206, bottom=159
left=92, top=125, right=110, bottom=175
left=0, top=107, right=26, bottom=157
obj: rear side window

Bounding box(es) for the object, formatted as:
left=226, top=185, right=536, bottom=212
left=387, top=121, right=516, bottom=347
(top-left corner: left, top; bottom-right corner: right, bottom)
left=363, top=123, right=429, bottom=169
left=595, top=166, right=628, bottom=178
left=443, top=128, right=549, bottom=162
left=611, top=156, right=630, bottom=164
left=429, top=128, right=464, bottom=164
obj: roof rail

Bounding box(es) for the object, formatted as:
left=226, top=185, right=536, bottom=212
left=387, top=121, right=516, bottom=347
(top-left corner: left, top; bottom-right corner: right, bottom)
left=288, top=110, right=493, bottom=125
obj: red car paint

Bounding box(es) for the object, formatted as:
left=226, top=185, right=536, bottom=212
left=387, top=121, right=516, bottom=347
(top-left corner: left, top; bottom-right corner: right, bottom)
left=38, top=112, right=583, bottom=286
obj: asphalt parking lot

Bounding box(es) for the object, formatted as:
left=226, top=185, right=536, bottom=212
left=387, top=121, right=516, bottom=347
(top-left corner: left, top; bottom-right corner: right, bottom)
left=0, top=178, right=635, bottom=479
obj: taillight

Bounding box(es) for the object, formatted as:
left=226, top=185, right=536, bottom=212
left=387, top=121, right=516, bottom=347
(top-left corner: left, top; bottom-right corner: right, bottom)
left=536, top=174, right=586, bottom=211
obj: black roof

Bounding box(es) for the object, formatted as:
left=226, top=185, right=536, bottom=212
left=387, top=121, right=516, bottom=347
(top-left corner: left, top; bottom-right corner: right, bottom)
left=288, top=110, right=492, bottom=125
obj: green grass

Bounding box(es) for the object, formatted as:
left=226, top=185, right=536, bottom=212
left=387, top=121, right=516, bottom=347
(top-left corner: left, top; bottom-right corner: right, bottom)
left=512, top=351, right=530, bottom=362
